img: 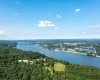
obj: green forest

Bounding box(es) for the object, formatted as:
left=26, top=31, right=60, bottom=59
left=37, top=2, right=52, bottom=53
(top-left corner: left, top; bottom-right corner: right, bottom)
left=0, top=41, right=100, bottom=80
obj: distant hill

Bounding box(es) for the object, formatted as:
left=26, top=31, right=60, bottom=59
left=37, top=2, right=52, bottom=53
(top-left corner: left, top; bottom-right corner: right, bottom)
left=0, top=40, right=17, bottom=47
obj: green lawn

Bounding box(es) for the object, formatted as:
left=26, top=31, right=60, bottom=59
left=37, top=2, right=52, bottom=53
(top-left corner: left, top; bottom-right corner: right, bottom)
left=44, top=67, right=53, bottom=74
left=54, top=63, right=66, bottom=72
left=44, top=63, right=47, bottom=66
left=29, top=61, right=35, bottom=64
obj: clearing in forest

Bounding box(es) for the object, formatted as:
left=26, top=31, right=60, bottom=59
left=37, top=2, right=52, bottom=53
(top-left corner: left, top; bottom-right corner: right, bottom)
left=54, top=63, right=66, bottom=72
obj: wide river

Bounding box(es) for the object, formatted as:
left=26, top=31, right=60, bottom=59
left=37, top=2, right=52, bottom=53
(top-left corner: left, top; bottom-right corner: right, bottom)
left=17, top=42, right=100, bottom=68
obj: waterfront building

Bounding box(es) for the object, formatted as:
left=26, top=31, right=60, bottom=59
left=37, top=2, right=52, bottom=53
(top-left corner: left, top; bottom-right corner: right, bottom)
left=80, top=47, right=95, bottom=53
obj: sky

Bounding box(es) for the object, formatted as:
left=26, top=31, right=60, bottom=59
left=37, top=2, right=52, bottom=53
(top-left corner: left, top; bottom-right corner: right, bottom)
left=0, top=0, right=100, bottom=40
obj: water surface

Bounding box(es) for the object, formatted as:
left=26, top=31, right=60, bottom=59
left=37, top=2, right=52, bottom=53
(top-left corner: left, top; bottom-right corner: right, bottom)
left=17, top=42, right=100, bottom=68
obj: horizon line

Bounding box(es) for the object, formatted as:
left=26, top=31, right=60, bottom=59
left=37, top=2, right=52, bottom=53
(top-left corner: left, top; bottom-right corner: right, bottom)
left=0, top=38, right=100, bottom=40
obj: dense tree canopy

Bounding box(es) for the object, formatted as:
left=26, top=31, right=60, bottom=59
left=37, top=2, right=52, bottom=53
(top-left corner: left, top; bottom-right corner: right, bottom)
left=0, top=40, right=17, bottom=47
left=0, top=41, right=100, bottom=80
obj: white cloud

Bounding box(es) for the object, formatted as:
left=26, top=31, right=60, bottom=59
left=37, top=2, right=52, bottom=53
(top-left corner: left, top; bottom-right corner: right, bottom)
left=56, top=15, right=62, bottom=18
left=0, top=30, right=12, bottom=36
left=0, top=30, right=4, bottom=35
left=88, top=25, right=100, bottom=28
left=75, top=8, right=80, bottom=12
left=37, top=20, right=56, bottom=27
left=81, top=32, right=86, bottom=34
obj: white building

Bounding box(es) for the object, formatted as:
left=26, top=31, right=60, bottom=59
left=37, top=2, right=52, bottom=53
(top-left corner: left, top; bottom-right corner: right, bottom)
left=18, top=60, right=29, bottom=63
left=36, top=58, right=46, bottom=62
left=80, top=47, right=94, bottom=53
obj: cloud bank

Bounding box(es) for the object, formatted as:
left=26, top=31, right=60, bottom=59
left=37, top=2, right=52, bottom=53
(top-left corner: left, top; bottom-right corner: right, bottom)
left=88, top=25, right=100, bottom=28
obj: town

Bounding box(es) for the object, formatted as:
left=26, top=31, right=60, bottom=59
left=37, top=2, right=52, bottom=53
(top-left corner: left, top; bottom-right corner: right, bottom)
left=32, top=39, right=100, bottom=56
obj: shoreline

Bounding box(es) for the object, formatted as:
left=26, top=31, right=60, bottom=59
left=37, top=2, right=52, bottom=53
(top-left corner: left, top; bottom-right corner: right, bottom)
left=96, top=55, right=100, bottom=57
left=35, top=45, right=97, bottom=56
left=60, top=50, right=87, bottom=55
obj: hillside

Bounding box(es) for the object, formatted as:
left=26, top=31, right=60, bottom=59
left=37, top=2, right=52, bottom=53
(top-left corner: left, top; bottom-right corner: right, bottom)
left=0, top=46, right=100, bottom=80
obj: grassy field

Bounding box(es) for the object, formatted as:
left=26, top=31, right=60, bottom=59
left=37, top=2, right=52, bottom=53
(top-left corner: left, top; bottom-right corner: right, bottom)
left=29, top=61, right=35, bottom=64
left=44, top=63, right=47, bottom=66
left=44, top=67, right=53, bottom=74
left=54, top=63, right=66, bottom=72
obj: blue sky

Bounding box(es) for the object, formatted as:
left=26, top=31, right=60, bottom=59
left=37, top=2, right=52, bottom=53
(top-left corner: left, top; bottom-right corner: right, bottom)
left=0, top=0, right=100, bottom=40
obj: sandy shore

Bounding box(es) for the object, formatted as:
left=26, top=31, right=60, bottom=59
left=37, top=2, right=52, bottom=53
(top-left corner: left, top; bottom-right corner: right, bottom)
left=37, top=45, right=87, bottom=56
left=63, top=50, right=87, bottom=55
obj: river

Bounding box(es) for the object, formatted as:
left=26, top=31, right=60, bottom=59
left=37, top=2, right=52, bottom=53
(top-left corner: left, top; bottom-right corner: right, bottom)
left=16, top=42, right=100, bottom=68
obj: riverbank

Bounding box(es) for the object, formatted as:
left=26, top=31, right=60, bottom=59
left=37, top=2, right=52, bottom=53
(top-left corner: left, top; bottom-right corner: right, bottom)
left=36, top=45, right=87, bottom=56
left=17, top=42, right=100, bottom=68
left=63, top=50, right=87, bottom=55
left=96, top=55, right=100, bottom=57
left=34, top=45, right=97, bottom=56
